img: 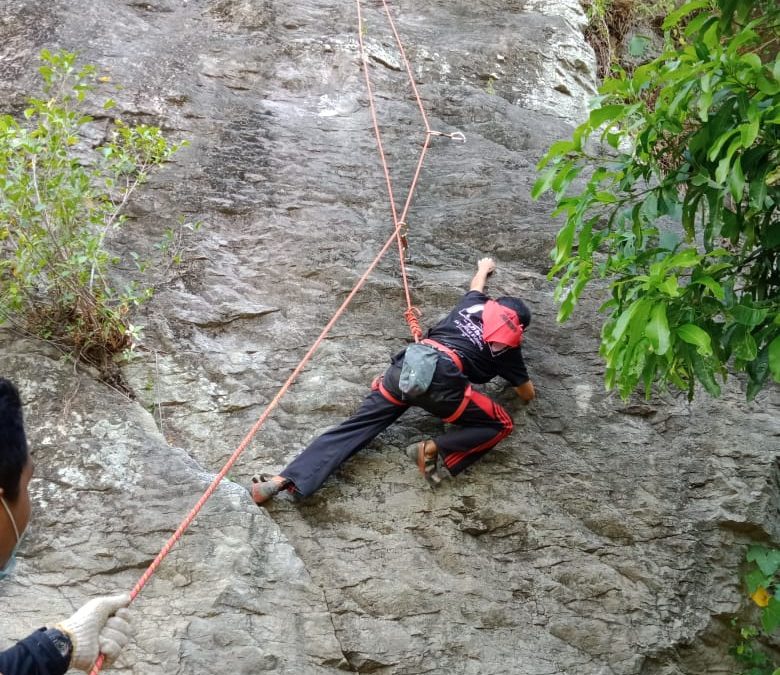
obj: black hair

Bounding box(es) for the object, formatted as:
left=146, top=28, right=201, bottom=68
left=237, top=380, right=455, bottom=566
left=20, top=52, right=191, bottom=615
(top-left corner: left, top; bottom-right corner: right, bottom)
left=0, top=379, right=28, bottom=503
left=496, top=296, right=532, bottom=329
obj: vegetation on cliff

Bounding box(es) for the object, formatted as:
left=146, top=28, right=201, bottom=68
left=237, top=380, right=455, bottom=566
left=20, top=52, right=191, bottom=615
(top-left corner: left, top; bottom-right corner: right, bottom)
left=537, top=0, right=779, bottom=401
left=0, top=51, right=185, bottom=378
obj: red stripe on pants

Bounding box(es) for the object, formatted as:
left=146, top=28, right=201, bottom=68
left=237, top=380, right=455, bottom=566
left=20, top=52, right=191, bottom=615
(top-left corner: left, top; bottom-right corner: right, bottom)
left=442, top=389, right=513, bottom=470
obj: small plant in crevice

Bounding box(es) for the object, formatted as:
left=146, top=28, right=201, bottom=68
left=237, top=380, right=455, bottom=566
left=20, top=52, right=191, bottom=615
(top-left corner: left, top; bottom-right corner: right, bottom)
left=581, top=0, right=681, bottom=77
left=154, top=215, right=203, bottom=271
left=0, top=49, right=186, bottom=380
left=731, top=545, right=780, bottom=674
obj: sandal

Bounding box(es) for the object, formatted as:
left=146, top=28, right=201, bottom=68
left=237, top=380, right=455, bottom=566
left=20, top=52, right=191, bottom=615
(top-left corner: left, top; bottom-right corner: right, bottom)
left=405, top=441, right=443, bottom=486
left=250, top=474, right=289, bottom=505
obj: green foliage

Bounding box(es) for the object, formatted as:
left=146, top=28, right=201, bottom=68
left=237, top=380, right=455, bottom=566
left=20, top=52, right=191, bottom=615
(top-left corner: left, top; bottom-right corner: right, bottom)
left=732, top=546, right=780, bottom=674
left=581, top=0, right=678, bottom=77
left=0, top=50, right=184, bottom=364
left=732, top=623, right=780, bottom=675
left=534, top=0, right=779, bottom=400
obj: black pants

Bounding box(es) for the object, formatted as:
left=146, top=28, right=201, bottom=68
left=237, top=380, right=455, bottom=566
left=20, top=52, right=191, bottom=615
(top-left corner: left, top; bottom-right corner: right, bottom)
left=280, top=354, right=514, bottom=497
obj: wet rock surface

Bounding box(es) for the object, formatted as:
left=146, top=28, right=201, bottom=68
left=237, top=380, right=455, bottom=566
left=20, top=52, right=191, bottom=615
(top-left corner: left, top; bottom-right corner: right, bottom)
left=1, top=1, right=778, bottom=673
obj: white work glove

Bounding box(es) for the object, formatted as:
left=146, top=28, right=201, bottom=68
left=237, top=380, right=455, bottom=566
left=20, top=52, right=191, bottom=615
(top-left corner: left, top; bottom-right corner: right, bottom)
left=55, top=593, right=132, bottom=671
left=98, top=607, right=133, bottom=666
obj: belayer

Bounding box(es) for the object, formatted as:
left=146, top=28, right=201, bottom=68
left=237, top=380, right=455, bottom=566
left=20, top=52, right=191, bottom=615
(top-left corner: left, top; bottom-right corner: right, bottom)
left=0, top=378, right=135, bottom=674
left=251, top=257, right=536, bottom=504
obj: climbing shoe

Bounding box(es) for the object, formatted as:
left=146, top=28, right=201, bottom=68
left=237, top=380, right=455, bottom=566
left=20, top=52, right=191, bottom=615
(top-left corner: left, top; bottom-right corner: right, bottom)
left=250, top=474, right=290, bottom=505
left=405, top=441, right=444, bottom=487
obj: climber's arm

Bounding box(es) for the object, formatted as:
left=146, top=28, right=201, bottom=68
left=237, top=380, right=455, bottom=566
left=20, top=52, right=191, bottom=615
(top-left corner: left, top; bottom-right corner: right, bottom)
left=470, top=257, right=496, bottom=293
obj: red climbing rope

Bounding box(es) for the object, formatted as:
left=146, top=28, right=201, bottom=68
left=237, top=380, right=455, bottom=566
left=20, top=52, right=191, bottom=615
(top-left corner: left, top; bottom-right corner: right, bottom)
left=89, top=220, right=412, bottom=675
left=356, top=0, right=435, bottom=342
left=90, top=3, right=447, bottom=671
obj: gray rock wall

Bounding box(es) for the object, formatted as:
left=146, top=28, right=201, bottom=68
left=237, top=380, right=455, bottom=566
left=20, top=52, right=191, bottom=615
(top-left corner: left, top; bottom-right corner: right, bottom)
left=1, top=1, right=778, bottom=673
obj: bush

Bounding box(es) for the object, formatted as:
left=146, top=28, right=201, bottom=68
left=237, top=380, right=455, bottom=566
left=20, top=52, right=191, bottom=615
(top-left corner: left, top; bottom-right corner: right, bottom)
left=0, top=50, right=184, bottom=369
left=732, top=546, right=780, bottom=674
left=534, top=0, right=779, bottom=401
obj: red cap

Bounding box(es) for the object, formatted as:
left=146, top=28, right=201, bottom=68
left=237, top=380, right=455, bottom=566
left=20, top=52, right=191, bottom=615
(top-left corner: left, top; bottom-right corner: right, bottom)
left=483, top=300, right=523, bottom=348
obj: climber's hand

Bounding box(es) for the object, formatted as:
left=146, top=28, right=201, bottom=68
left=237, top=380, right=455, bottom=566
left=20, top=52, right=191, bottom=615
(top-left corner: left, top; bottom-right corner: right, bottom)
left=477, top=257, right=496, bottom=275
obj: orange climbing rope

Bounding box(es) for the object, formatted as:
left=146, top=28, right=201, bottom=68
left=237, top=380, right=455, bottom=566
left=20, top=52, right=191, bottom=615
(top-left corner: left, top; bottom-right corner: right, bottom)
left=356, top=0, right=465, bottom=341
left=89, top=3, right=458, bottom=672
left=355, top=0, right=426, bottom=340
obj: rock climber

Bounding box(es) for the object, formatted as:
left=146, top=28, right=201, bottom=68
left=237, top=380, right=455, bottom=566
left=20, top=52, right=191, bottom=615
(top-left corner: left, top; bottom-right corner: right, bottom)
left=0, top=378, right=134, bottom=675
left=251, top=256, right=535, bottom=504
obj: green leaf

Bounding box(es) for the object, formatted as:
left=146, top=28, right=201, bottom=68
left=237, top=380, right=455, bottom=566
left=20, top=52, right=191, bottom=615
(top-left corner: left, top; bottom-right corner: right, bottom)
left=534, top=2, right=779, bottom=402
left=762, top=597, right=780, bottom=634
left=537, top=140, right=575, bottom=169
left=769, top=336, right=780, bottom=382
left=532, top=166, right=557, bottom=199
left=750, top=172, right=768, bottom=209
left=697, top=89, right=713, bottom=122
left=588, top=105, right=626, bottom=129
left=692, top=276, right=724, bottom=300
left=628, top=35, right=650, bottom=58
left=606, top=298, right=648, bottom=354
left=728, top=157, right=745, bottom=202
left=662, top=0, right=709, bottom=29
left=762, top=221, right=780, bottom=249
left=677, top=324, right=713, bottom=355
left=551, top=163, right=582, bottom=194
left=733, top=330, right=757, bottom=362
left=740, top=116, right=760, bottom=149
left=740, top=52, right=761, bottom=71
left=732, top=304, right=769, bottom=327
left=747, top=375, right=765, bottom=402
left=646, top=303, right=671, bottom=355
left=595, top=191, right=618, bottom=203
left=685, top=12, right=715, bottom=37
left=606, top=131, right=621, bottom=149
left=747, top=345, right=770, bottom=400
left=707, top=130, right=739, bottom=163
left=665, top=248, right=701, bottom=268
left=691, top=352, right=721, bottom=396
left=701, top=20, right=719, bottom=50
left=659, top=275, right=680, bottom=297
left=757, top=75, right=780, bottom=95
left=552, top=219, right=577, bottom=267
left=745, top=567, right=772, bottom=594
left=747, top=545, right=780, bottom=577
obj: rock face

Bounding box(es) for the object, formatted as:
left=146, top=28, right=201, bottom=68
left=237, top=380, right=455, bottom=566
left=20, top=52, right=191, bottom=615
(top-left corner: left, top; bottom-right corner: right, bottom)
left=1, top=1, right=778, bottom=674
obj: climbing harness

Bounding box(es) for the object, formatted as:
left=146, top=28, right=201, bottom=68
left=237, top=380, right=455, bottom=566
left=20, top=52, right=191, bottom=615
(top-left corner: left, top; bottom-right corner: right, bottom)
left=89, top=4, right=462, bottom=672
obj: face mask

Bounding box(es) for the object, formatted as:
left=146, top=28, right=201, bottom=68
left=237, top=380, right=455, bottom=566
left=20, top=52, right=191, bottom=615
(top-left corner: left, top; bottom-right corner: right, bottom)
left=0, top=496, right=25, bottom=580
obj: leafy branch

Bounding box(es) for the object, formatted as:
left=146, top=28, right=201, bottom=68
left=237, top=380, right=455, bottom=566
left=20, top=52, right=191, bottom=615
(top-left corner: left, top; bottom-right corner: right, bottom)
left=534, top=0, right=780, bottom=401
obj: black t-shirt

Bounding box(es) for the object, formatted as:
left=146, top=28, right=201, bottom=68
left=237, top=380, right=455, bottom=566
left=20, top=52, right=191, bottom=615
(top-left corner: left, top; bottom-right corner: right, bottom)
left=426, top=290, right=529, bottom=386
